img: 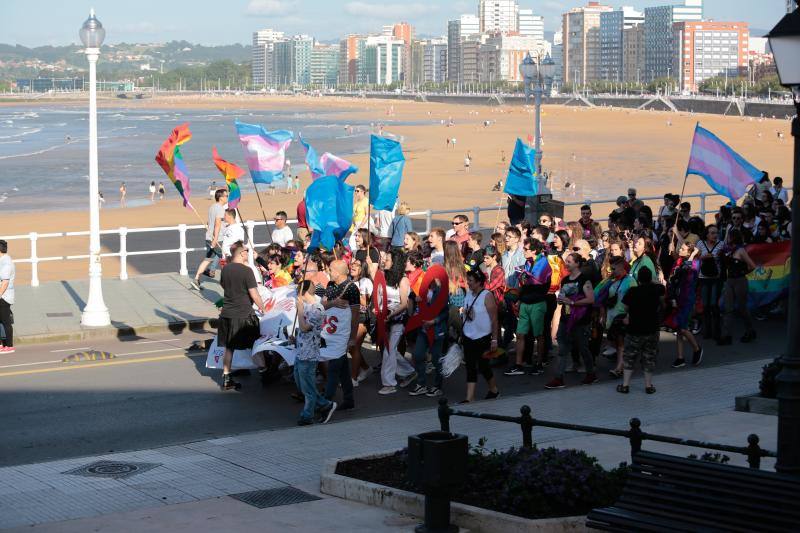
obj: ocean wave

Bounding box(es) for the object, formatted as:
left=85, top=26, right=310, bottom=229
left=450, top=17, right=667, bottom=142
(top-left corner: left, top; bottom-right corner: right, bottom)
left=0, top=140, right=22, bottom=145
left=0, top=127, right=42, bottom=139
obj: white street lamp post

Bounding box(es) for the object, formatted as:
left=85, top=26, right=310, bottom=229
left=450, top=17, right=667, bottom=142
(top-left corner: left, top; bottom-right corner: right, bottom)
left=79, top=9, right=110, bottom=327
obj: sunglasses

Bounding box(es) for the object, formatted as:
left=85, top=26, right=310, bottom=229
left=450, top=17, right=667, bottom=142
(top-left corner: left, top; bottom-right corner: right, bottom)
left=572, top=247, right=581, bottom=251
left=452, top=221, right=464, bottom=226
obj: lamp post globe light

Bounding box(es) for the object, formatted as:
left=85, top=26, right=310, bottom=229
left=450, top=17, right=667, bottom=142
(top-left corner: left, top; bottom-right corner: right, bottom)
left=766, top=7, right=800, bottom=476
left=79, top=9, right=110, bottom=327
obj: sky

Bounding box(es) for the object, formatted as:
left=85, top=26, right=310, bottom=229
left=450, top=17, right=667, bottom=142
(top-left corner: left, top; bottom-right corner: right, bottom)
left=0, top=0, right=789, bottom=47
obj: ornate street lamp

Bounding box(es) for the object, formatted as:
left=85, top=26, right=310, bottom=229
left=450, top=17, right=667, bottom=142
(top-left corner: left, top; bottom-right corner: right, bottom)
left=79, top=9, right=110, bottom=327
left=766, top=7, right=800, bottom=475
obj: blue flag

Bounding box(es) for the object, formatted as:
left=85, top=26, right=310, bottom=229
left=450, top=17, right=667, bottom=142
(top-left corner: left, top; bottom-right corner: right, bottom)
left=369, top=135, right=405, bottom=211
left=305, top=175, right=354, bottom=251
left=299, top=134, right=324, bottom=179
left=504, top=138, right=538, bottom=197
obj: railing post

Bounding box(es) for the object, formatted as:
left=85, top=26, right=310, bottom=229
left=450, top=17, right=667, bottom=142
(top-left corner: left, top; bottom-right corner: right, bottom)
left=438, top=398, right=451, bottom=432
left=178, top=224, right=188, bottom=276
left=629, top=418, right=643, bottom=460
left=425, top=210, right=433, bottom=234
left=520, top=405, right=534, bottom=449
left=245, top=219, right=256, bottom=268
left=118, top=227, right=128, bottom=280
left=472, top=206, right=480, bottom=231
left=28, top=232, right=39, bottom=287
left=699, top=192, right=707, bottom=220
left=747, top=433, right=762, bottom=470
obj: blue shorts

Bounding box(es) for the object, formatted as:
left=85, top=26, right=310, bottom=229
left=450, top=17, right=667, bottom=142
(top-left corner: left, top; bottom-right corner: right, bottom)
left=204, top=239, right=222, bottom=270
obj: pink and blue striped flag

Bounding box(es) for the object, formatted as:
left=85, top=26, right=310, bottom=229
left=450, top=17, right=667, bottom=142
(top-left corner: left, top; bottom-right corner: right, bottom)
left=686, top=124, right=762, bottom=203
left=235, top=120, right=293, bottom=184
left=299, top=135, right=358, bottom=181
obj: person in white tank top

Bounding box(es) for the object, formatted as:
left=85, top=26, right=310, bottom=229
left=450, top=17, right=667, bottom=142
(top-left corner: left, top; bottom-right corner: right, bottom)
left=460, top=269, right=500, bottom=403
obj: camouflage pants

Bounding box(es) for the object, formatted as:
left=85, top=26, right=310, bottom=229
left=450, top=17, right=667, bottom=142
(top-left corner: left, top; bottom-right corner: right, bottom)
left=623, top=333, right=659, bottom=372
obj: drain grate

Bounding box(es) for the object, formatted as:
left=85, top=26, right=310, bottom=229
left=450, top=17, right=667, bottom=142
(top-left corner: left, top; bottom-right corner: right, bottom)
left=62, top=460, right=161, bottom=480
left=230, top=486, right=321, bottom=509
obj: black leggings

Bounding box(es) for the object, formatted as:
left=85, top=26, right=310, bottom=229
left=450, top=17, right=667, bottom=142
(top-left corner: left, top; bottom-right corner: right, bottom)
left=462, top=334, right=493, bottom=383
left=0, top=300, right=12, bottom=348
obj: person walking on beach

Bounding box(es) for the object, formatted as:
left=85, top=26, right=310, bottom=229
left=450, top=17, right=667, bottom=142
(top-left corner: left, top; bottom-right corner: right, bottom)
left=190, top=189, right=228, bottom=290
left=464, top=155, right=471, bottom=173
left=158, top=182, right=166, bottom=200
left=149, top=181, right=156, bottom=202
left=293, top=175, right=300, bottom=195
left=0, top=240, right=15, bottom=353
left=119, top=182, right=127, bottom=208
left=217, top=241, right=265, bottom=391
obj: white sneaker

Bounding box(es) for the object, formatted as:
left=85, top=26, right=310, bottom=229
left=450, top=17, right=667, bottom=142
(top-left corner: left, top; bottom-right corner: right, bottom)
left=357, top=367, right=373, bottom=383
left=378, top=386, right=397, bottom=395
left=602, top=346, right=617, bottom=356
left=398, top=372, right=417, bottom=388
left=352, top=379, right=359, bottom=388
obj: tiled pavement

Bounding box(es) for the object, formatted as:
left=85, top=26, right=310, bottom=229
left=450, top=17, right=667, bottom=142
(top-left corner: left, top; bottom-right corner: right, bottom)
left=0, top=357, right=776, bottom=529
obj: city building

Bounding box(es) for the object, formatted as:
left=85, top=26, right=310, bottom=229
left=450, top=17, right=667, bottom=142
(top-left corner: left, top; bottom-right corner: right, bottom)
left=673, top=21, right=749, bottom=93
left=274, top=35, right=313, bottom=86
left=422, top=38, right=448, bottom=84
left=599, top=6, right=643, bottom=82
left=310, top=44, right=340, bottom=87
left=644, top=0, right=703, bottom=83
left=447, top=14, right=480, bottom=83
left=479, top=34, right=551, bottom=83
left=252, top=29, right=285, bottom=88
left=518, top=9, right=545, bottom=40
left=479, top=0, right=519, bottom=34
left=409, top=39, right=426, bottom=87
left=391, top=22, right=414, bottom=86
left=562, top=1, right=614, bottom=86
left=622, top=23, right=645, bottom=83
left=15, top=77, right=84, bottom=92
left=461, top=34, right=490, bottom=84
left=338, top=34, right=364, bottom=86
left=358, top=35, right=405, bottom=86
left=551, top=30, right=564, bottom=88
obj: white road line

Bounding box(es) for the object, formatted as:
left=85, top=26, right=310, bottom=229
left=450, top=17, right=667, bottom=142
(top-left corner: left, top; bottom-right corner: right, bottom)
left=134, top=340, right=179, bottom=345
left=0, top=350, right=205, bottom=370
left=50, top=347, right=91, bottom=353
left=0, top=359, right=62, bottom=369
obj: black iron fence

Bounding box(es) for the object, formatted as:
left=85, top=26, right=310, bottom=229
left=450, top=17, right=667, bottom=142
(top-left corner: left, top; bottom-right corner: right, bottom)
left=436, top=398, right=777, bottom=470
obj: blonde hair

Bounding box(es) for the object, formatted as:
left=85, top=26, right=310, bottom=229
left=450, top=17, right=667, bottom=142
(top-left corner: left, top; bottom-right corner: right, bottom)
left=396, top=201, right=411, bottom=215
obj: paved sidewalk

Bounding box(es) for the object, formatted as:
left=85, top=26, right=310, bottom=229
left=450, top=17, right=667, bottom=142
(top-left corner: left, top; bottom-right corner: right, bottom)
left=11, top=274, right=221, bottom=345
left=0, top=357, right=776, bottom=530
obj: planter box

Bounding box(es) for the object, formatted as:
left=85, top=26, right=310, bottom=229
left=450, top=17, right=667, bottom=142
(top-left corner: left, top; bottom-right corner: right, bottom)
left=320, top=451, right=587, bottom=533
left=735, top=393, right=778, bottom=416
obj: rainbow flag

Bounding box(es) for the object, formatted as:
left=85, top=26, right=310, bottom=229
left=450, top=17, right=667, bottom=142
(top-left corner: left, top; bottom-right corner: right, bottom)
left=746, top=241, right=791, bottom=309
left=686, top=124, right=762, bottom=203
left=155, top=123, right=192, bottom=208
left=212, top=146, right=244, bottom=209
left=235, top=120, right=293, bottom=184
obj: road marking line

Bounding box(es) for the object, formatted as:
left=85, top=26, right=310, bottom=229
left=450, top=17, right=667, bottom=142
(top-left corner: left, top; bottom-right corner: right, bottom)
left=115, top=348, right=194, bottom=357
left=0, top=353, right=205, bottom=378
left=0, top=350, right=206, bottom=371
left=134, top=340, right=184, bottom=345
left=50, top=347, right=91, bottom=353
left=0, top=359, right=63, bottom=369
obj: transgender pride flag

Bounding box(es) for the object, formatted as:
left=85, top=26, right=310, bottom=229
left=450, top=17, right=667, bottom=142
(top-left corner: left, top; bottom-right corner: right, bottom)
left=686, top=124, right=762, bottom=203
left=235, top=120, right=293, bottom=184
left=299, top=134, right=358, bottom=181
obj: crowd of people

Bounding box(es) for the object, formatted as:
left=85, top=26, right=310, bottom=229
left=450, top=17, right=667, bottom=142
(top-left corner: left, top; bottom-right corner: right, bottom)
left=203, top=172, right=791, bottom=425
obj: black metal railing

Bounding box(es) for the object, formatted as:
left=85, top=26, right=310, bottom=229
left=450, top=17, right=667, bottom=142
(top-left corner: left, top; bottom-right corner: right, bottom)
left=436, top=398, right=777, bottom=470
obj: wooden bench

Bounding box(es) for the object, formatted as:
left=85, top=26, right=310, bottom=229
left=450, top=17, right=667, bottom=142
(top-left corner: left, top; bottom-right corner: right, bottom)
left=587, top=450, right=800, bottom=532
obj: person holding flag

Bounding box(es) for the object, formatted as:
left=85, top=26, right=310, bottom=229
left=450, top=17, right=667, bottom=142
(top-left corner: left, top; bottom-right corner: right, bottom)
left=190, top=188, right=228, bottom=291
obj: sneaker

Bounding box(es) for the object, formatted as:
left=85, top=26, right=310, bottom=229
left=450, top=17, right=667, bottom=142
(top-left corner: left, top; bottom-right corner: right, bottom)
left=503, top=364, right=526, bottom=376
left=671, top=358, right=686, bottom=368
left=527, top=364, right=544, bottom=376
left=297, top=418, right=313, bottom=426
left=357, top=367, right=373, bottom=383
left=318, top=402, right=337, bottom=424
left=189, top=278, right=201, bottom=291
left=609, top=369, right=622, bottom=379
left=544, top=377, right=565, bottom=389
left=352, top=379, right=359, bottom=388
left=425, top=387, right=443, bottom=397
left=0, top=346, right=14, bottom=354
left=485, top=390, right=500, bottom=400
left=221, top=374, right=241, bottom=391
left=692, top=348, right=704, bottom=366
left=602, top=346, right=617, bottom=357
left=398, top=372, right=417, bottom=388
left=378, top=386, right=397, bottom=395
left=409, top=384, right=428, bottom=396
left=690, top=320, right=702, bottom=335
left=581, top=373, right=599, bottom=385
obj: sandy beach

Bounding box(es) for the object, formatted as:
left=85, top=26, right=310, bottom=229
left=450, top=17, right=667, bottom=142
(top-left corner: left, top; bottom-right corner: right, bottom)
left=0, top=94, right=793, bottom=284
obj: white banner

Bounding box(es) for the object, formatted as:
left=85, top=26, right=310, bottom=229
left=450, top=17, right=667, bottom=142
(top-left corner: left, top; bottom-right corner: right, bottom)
left=205, top=337, right=258, bottom=370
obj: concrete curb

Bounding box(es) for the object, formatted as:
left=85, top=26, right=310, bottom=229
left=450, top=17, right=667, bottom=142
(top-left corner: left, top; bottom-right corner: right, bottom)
left=16, top=317, right=218, bottom=345
left=734, top=393, right=778, bottom=416
left=320, top=451, right=588, bottom=533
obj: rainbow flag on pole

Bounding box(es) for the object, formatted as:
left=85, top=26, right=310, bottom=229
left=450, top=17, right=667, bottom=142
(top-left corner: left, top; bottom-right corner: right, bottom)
left=235, top=120, right=293, bottom=184
left=686, top=124, right=762, bottom=203
left=746, top=241, right=791, bottom=310
left=212, top=146, right=244, bottom=209
left=155, top=123, right=193, bottom=208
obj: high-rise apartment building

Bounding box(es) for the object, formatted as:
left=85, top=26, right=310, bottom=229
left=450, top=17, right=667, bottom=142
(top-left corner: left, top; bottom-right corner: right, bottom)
left=252, top=29, right=285, bottom=87
left=358, top=35, right=405, bottom=86
left=551, top=30, right=564, bottom=87
left=479, top=0, right=519, bottom=33
left=599, top=6, right=643, bottom=81
left=622, top=23, right=645, bottom=83
left=562, top=2, right=614, bottom=86
left=338, top=34, right=364, bottom=86
left=518, top=9, right=544, bottom=40
left=392, top=22, right=414, bottom=86
left=479, top=34, right=551, bottom=83
left=644, top=0, right=703, bottom=82
left=310, top=44, right=340, bottom=87
left=447, top=14, right=480, bottom=83
left=422, top=38, right=448, bottom=84
left=461, top=34, right=489, bottom=84
left=274, top=35, right=313, bottom=86
left=673, top=21, right=748, bottom=92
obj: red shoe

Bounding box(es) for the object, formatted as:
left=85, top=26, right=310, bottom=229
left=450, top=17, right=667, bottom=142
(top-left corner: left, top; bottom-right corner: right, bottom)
left=0, top=346, right=14, bottom=354
left=544, top=377, right=565, bottom=389
left=581, top=373, right=598, bottom=385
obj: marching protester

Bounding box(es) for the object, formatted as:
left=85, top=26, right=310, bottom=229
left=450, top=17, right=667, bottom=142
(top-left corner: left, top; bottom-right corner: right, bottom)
left=321, top=260, right=359, bottom=410
left=0, top=240, right=14, bottom=353
left=719, top=229, right=757, bottom=345
left=460, top=269, right=500, bottom=403
left=191, top=188, right=228, bottom=291
left=271, top=211, right=294, bottom=247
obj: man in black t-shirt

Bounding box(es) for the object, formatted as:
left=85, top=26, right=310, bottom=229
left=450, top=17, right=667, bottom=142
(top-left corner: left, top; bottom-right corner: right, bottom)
left=619, top=267, right=665, bottom=394
left=218, top=241, right=265, bottom=391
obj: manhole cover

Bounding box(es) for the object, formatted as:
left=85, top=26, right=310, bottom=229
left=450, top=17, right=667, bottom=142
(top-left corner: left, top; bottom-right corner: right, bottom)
left=62, top=460, right=161, bottom=479
left=230, top=487, right=321, bottom=509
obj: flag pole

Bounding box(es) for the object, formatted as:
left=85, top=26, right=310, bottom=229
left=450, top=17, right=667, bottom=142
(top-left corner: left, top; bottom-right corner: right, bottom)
left=290, top=251, right=312, bottom=337
left=188, top=203, right=207, bottom=229
left=251, top=182, right=273, bottom=244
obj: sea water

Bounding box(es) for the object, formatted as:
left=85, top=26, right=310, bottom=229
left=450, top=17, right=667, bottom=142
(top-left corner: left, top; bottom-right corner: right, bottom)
left=0, top=105, right=418, bottom=212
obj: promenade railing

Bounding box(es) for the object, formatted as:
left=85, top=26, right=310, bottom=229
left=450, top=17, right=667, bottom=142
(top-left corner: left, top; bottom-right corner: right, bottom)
left=3, top=191, right=725, bottom=286
left=436, top=398, right=777, bottom=470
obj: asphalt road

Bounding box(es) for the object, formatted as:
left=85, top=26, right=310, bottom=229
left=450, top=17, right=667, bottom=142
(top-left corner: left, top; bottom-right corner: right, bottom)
left=0, top=318, right=786, bottom=467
